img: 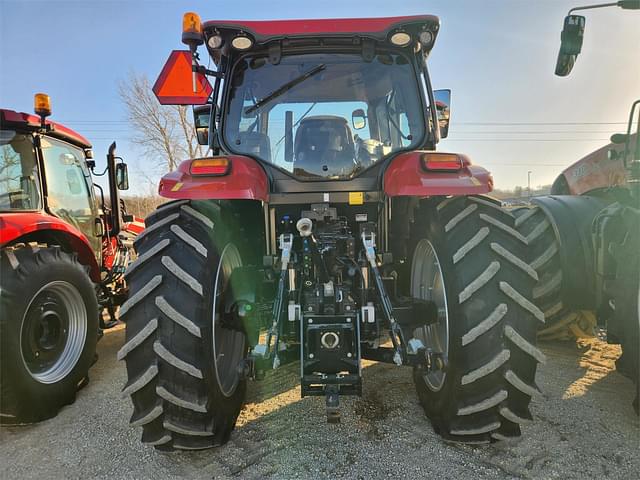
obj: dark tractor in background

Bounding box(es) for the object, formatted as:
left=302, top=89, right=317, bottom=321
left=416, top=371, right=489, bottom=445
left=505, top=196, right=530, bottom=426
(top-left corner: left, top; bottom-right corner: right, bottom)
left=517, top=1, right=639, bottom=412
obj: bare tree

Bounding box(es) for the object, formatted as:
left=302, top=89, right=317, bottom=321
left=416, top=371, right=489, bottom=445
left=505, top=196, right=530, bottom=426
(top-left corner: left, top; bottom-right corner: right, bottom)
left=118, top=72, right=204, bottom=174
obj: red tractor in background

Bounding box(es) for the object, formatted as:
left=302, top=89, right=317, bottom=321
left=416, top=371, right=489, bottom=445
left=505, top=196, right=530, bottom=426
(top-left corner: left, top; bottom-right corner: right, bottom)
left=119, top=13, right=545, bottom=451
left=515, top=1, right=639, bottom=412
left=0, top=95, right=143, bottom=423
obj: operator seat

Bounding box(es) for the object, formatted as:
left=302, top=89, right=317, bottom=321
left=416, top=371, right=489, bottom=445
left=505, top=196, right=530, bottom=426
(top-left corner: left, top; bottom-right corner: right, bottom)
left=236, top=131, right=272, bottom=163
left=293, top=116, right=356, bottom=177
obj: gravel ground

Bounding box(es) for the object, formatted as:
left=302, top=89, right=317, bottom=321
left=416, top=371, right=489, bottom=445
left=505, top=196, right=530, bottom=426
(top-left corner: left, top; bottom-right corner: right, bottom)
left=1, top=325, right=638, bottom=480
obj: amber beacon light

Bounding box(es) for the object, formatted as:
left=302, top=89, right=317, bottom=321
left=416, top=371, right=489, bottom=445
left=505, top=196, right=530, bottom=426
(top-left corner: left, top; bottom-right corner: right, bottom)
left=182, top=12, right=203, bottom=46
left=34, top=93, right=51, bottom=118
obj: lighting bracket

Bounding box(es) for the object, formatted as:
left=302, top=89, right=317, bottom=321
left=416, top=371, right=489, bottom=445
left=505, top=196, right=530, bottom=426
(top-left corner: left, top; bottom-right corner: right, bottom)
left=269, top=42, right=282, bottom=65
left=361, top=38, right=375, bottom=62
left=192, top=65, right=224, bottom=78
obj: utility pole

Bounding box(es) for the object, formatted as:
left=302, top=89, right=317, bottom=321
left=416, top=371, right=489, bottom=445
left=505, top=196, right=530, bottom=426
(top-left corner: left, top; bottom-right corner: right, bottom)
left=527, top=171, right=532, bottom=200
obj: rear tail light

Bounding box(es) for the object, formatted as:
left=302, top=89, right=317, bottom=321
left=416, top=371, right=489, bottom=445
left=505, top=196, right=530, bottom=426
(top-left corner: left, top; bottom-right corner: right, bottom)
left=190, top=158, right=231, bottom=176
left=421, top=153, right=464, bottom=172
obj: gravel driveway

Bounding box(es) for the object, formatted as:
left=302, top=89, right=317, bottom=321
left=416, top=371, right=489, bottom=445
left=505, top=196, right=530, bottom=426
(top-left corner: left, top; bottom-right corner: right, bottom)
left=1, top=325, right=638, bottom=479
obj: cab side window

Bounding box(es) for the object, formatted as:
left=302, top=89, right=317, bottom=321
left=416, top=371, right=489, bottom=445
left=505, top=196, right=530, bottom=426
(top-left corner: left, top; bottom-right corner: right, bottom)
left=0, top=133, right=41, bottom=210
left=40, top=138, right=94, bottom=236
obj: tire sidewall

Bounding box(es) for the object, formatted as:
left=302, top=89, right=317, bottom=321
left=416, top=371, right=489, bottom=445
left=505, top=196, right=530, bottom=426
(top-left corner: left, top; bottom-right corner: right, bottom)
left=408, top=201, right=465, bottom=427
left=192, top=202, right=248, bottom=429
left=205, top=241, right=248, bottom=414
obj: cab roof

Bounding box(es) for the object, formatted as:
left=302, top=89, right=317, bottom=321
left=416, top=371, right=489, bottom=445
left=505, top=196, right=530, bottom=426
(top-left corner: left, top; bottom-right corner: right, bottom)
left=0, top=108, right=91, bottom=149
left=203, top=15, right=440, bottom=50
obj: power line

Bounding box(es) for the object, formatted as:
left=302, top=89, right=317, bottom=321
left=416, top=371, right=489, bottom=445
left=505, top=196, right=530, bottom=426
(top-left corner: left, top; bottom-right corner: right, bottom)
left=445, top=138, right=610, bottom=142
left=76, top=129, right=620, bottom=135
left=455, top=121, right=628, bottom=126
left=59, top=119, right=629, bottom=126
left=448, top=130, right=620, bottom=134
left=481, top=163, right=568, bottom=166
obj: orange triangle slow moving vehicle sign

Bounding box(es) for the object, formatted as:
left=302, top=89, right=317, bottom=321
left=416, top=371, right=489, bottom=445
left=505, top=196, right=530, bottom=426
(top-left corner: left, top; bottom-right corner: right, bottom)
left=153, top=50, right=213, bottom=105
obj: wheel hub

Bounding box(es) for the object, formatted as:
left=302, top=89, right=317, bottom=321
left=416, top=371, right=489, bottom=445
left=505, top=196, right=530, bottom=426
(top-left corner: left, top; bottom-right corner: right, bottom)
left=410, top=239, right=450, bottom=392
left=212, top=244, right=245, bottom=397
left=20, top=281, right=87, bottom=384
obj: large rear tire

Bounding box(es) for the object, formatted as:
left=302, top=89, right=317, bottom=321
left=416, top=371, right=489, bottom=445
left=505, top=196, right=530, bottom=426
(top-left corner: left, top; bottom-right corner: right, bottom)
left=0, top=244, right=98, bottom=424
left=409, top=196, right=545, bottom=443
left=119, top=200, right=247, bottom=450
left=513, top=207, right=595, bottom=339
left=608, top=207, right=639, bottom=414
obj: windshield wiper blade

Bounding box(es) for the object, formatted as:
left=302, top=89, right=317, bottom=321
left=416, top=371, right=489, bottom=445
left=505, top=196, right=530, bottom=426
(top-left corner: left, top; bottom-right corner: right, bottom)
left=245, top=64, right=326, bottom=115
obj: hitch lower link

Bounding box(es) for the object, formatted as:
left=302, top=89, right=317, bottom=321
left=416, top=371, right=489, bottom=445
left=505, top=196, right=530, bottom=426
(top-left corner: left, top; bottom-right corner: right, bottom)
left=361, top=233, right=447, bottom=374
left=250, top=233, right=294, bottom=370
left=361, top=232, right=406, bottom=365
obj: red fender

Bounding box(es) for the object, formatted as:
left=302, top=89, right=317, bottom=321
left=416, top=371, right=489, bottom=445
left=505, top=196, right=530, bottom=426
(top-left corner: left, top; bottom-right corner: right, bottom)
left=158, top=156, right=269, bottom=202
left=122, top=216, right=145, bottom=236
left=383, top=151, right=493, bottom=197
left=102, top=216, right=144, bottom=271
left=0, top=212, right=101, bottom=281
left=552, top=135, right=632, bottom=195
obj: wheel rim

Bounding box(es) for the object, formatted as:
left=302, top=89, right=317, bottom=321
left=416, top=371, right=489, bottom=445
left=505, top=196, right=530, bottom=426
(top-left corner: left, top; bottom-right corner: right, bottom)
left=411, top=239, right=449, bottom=392
left=20, top=281, right=87, bottom=384
left=212, top=243, right=245, bottom=397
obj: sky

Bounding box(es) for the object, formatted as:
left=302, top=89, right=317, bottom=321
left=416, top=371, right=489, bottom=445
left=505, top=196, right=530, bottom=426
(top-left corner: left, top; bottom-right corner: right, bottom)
left=1, top=0, right=639, bottom=194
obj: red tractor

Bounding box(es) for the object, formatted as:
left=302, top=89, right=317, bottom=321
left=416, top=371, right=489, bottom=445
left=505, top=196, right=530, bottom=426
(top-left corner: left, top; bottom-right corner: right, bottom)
left=515, top=1, right=639, bottom=412
left=120, top=13, right=545, bottom=450
left=0, top=94, right=142, bottom=423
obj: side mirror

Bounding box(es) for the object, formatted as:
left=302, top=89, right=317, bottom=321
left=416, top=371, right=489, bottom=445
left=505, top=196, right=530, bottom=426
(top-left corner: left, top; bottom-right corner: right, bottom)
left=433, top=89, right=451, bottom=139
left=352, top=109, right=367, bottom=130
left=116, top=163, right=129, bottom=190
left=193, top=105, right=211, bottom=146
left=285, top=110, right=294, bottom=162
left=555, top=15, right=586, bottom=77
left=610, top=133, right=629, bottom=144
left=94, top=218, right=104, bottom=237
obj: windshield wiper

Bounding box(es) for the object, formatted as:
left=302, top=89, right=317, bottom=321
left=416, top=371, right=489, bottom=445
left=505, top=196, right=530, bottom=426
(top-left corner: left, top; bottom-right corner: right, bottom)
left=244, top=64, right=326, bottom=115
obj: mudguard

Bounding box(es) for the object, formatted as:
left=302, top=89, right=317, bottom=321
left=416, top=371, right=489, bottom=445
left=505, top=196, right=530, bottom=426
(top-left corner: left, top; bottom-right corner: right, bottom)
left=158, top=156, right=269, bottom=202
left=122, top=217, right=145, bottom=236
left=383, top=151, right=493, bottom=197
left=0, top=212, right=101, bottom=281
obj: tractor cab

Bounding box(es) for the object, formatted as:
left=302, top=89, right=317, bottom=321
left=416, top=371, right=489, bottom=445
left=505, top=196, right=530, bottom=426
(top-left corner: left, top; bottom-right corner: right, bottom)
left=153, top=14, right=461, bottom=192
left=0, top=94, right=131, bottom=260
